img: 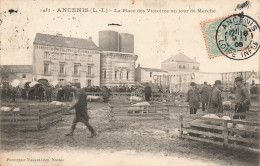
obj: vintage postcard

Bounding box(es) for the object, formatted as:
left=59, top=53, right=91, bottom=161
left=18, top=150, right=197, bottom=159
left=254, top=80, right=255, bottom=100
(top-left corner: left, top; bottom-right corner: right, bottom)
left=0, top=0, right=259, bottom=166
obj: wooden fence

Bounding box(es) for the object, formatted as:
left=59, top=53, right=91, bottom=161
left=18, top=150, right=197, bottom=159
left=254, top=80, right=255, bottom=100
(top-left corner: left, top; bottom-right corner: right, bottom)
left=0, top=105, right=62, bottom=131
left=108, top=103, right=170, bottom=121
left=179, top=113, right=260, bottom=153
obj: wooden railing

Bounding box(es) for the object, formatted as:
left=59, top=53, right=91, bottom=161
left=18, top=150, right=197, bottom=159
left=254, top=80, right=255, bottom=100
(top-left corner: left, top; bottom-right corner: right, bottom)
left=0, top=105, right=62, bottom=131
left=108, top=103, right=170, bottom=121
left=179, top=113, right=260, bottom=153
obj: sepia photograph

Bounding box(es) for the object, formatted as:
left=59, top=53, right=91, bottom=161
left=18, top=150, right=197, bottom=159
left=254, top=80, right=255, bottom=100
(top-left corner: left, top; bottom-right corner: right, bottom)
left=0, top=0, right=259, bottom=166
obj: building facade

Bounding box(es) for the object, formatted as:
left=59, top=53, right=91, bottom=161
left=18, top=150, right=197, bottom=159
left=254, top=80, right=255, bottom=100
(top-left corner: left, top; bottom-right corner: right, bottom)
left=0, top=65, right=33, bottom=83
left=135, top=64, right=168, bottom=84
left=33, top=33, right=100, bottom=87
left=160, top=53, right=200, bottom=93
left=100, top=51, right=137, bottom=86
left=161, top=53, right=200, bottom=75
left=99, top=30, right=138, bottom=86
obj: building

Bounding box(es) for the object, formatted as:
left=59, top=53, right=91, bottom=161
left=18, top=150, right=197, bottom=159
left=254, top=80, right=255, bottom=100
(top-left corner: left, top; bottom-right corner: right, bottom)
left=0, top=65, right=33, bottom=83
left=99, top=30, right=138, bottom=86
left=161, top=53, right=200, bottom=75
left=160, top=53, right=200, bottom=93
left=246, top=71, right=259, bottom=84
left=135, top=64, right=168, bottom=84
left=33, top=33, right=100, bottom=87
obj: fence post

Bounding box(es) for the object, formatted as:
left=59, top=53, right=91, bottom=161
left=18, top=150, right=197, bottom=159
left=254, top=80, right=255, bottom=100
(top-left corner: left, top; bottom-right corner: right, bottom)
left=37, top=109, right=41, bottom=130
left=223, top=120, right=228, bottom=145
left=179, top=115, right=183, bottom=138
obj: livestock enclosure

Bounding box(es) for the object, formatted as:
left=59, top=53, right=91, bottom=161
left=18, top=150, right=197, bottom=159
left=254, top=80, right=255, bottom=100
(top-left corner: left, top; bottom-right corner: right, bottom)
left=0, top=105, right=62, bottom=131
left=108, top=103, right=170, bottom=121
left=179, top=113, right=260, bottom=153
left=85, top=92, right=175, bottom=103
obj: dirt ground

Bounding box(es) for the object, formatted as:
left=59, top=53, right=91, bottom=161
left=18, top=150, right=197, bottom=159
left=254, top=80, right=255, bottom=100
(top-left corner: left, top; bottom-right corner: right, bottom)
left=0, top=99, right=259, bottom=166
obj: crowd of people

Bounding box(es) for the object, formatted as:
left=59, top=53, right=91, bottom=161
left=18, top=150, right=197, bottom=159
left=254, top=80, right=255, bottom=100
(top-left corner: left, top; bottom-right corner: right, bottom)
left=186, top=77, right=253, bottom=119
left=0, top=83, right=152, bottom=103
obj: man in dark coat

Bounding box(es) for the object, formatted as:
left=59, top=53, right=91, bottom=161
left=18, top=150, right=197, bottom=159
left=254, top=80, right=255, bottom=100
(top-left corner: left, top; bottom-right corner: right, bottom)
left=10, top=87, right=17, bottom=102
left=144, top=82, right=152, bottom=101
left=38, top=84, right=45, bottom=102
left=186, top=82, right=200, bottom=114
left=200, top=82, right=210, bottom=112
left=234, top=77, right=250, bottom=119
left=66, top=89, right=97, bottom=137
left=45, top=86, right=52, bottom=102
left=101, top=86, right=109, bottom=103
left=208, top=80, right=223, bottom=113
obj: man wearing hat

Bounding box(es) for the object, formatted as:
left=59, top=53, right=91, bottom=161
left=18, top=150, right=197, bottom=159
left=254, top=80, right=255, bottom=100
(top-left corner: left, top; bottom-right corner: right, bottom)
left=144, top=82, right=152, bottom=101
left=186, top=82, right=200, bottom=114
left=208, top=80, right=223, bottom=113
left=234, top=77, right=250, bottom=119
left=200, top=81, right=210, bottom=112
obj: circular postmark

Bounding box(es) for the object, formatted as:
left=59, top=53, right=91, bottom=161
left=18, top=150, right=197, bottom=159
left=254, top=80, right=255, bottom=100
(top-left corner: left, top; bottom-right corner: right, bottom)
left=216, top=13, right=260, bottom=60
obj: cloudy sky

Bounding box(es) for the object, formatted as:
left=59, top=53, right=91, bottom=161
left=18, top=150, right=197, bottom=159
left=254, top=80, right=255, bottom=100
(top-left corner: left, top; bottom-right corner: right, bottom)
left=1, top=0, right=259, bottom=73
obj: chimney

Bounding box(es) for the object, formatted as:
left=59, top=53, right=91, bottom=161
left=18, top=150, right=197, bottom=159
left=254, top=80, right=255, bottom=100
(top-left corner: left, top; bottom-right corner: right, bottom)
left=88, top=36, right=92, bottom=41
left=56, top=33, right=62, bottom=37
left=138, top=63, right=140, bottom=68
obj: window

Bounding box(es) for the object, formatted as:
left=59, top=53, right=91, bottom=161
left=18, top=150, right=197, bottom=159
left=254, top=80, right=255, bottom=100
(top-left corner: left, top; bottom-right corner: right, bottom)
left=87, top=79, right=91, bottom=86
left=104, top=71, right=106, bottom=79
left=127, top=71, right=129, bottom=80
left=22, top=74, right=26, bottom=78
left=60, top=79, right=64, bottom=81
left=179, top=65, right=182, bottom=69
left=115, top=71, right=117, bottom=80
left=59, top=63, right=65, bottom=74
left=44, top=63, right=49, bottom=74
left=183, top=65, right=185, bottom=69
left=88, top=66, right=92, bottom=74
left=150, top=72, right=152, bottom=78
left=44, top=52, right=49, bottom=58
left=74, top=64, right=79, bottom=74
left=193, top=66, right=195, bottom=69
left=120, top=71, right=123, bottom=79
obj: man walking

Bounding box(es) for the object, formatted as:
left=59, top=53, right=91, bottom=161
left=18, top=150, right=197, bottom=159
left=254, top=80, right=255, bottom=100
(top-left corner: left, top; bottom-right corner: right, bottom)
left=66, top=89, right=97, bottom=138
left=144, top=82, right=152, bottom=101
left=208, top=80, right=223, bottom=113
left=186, top=82, right=200, bottom=114
left=200, top=82, right=210, bottom=112
left=234, top=77, right=250, bottom=119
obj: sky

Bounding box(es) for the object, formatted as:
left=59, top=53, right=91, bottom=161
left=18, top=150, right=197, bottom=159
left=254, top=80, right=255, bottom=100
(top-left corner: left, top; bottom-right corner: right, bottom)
left=0, top=0, right=259, bottom=73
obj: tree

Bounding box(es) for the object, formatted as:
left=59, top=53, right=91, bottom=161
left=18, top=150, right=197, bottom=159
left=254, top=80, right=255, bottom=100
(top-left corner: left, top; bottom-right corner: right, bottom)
left=0, top=66, right=14, bottom=84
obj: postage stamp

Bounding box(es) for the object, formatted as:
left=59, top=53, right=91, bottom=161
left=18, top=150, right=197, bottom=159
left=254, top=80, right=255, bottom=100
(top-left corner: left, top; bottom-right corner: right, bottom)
left=201, top=12, right=260, bottom=60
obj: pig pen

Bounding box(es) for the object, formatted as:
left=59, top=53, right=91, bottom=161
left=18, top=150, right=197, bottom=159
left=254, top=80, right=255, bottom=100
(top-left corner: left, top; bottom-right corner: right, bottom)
left=179, top=113, right=260, bottom=153
left=0, top=104, right=62, bottom=131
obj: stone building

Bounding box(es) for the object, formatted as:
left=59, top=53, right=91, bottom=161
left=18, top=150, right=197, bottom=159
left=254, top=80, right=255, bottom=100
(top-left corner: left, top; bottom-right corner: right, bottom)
left=161, top=53, right=200, bottom=75
left=33, top=33, right=100, bottom=87
left=99, top=30, right=138, bottom=86
left=135, top=64, right=168, bottom=84
left=0, top=65, right=33, bottom=83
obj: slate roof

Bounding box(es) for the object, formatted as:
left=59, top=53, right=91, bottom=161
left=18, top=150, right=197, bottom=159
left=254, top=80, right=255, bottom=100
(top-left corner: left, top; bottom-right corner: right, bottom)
left=1, top=65, right=32, bottom=73
left=33, top=33, right=98, bottom=50
left=140, top=67, right=168, bottom=73
left=162, top=53, right=199, bottom=64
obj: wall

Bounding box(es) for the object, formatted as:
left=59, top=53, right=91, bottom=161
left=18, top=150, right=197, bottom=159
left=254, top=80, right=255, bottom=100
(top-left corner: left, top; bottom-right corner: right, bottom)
left=100, top=52, right=138, bottom=86
left=33, top=44, right=100, bottom=87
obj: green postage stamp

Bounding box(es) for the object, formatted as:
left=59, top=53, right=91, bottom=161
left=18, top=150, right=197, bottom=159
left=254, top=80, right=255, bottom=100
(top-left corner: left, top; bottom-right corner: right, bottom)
left=201, top=13, right=259, bottom=60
